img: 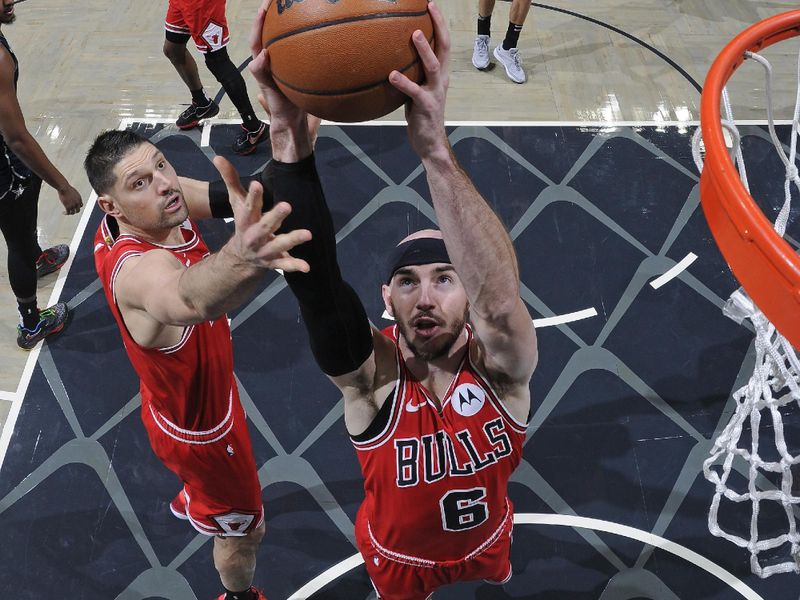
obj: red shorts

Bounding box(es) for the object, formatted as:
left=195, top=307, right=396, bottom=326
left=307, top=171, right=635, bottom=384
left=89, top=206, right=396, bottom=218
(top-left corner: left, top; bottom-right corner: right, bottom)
left=165, top=0, right=230, bottom=53
left=355, top=504, right=514, bottom=600
left=141, top=390, right=263, bottom=536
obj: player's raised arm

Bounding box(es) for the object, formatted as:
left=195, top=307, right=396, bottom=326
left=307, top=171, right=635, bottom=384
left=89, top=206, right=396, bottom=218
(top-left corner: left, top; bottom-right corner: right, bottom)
left=389, top=2, right=537, bottom=420
left=247, top=5, right=396, bottom=435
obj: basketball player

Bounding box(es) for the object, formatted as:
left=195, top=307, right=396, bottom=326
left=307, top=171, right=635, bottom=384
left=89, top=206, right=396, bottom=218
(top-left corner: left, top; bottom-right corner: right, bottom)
left=240, top=3, right=538, bottom=597
left=0, top=0, right=83, bottom=349
left=472, top=0, right=532, bottom=84
left=85, top=130, right=311, bottom=600
left=164, top=0, right=268, bottom=155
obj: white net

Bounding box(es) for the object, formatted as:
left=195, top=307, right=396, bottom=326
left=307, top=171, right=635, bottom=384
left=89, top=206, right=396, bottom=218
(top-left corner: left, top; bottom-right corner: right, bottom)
left=692, top=45, right=800, bottom=578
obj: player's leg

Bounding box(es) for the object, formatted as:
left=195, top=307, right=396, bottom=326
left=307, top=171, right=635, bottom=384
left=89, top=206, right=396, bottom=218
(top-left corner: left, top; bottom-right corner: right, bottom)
left=0, top=177, right=69, bottom=349
left=203, top=47, right=266, bottom=155
left=493, top=0, right=530, bottom=83
left=472, top=0, right=496, bottom=70
left=213, top=522, right=267, bottom=600
left=164, top=0, right=219, bottom=130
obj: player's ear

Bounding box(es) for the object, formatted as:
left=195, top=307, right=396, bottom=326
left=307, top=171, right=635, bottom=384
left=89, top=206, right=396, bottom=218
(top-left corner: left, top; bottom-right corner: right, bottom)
left=97, top=194, right=122, bottom=218
left=381, top=284, right=394, bottom=318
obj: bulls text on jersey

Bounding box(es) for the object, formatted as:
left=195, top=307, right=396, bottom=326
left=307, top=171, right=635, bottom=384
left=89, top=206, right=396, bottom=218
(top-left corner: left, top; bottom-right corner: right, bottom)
left=394, top=417, right=513, bottom=487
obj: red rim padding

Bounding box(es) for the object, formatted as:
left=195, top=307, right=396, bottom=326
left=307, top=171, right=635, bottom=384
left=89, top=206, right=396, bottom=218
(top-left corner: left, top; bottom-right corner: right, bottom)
left=700, top=9, right=800, bottom=349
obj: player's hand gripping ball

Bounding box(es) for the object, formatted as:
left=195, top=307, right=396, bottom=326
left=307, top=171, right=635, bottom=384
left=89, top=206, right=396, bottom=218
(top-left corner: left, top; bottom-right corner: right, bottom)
left=262, top=0, right=434, bottom=122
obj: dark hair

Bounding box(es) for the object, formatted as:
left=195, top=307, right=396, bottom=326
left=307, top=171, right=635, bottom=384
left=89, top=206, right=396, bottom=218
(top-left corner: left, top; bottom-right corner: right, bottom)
left=84, top=130, right=150, bottom=195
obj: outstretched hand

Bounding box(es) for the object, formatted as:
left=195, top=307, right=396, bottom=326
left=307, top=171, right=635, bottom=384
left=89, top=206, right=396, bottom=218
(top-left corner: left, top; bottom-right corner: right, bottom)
left=213, top=156, right=311, bottom=273
left=388, top=1, right=450, bottom=161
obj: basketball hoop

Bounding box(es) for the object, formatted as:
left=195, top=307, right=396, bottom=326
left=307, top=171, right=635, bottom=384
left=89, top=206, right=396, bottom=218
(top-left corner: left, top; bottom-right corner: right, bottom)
left=697, top=10, right=800, bottom=578
left=699, top=10, right=800, bottom=350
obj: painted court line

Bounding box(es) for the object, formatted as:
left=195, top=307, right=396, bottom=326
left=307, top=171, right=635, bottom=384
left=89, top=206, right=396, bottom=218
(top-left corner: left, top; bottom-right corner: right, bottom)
left=287, top=513, right=762, bottom=600
left=533, top=307, right=597, bottom=328
left=201, top=122, right=212, bottom=147
left=382, top=308, right=598, bottom=328
left=0, top=184, right=99, bottom=471
left=650, top=252, right=698, bottom=289
left=0, top=391, right=17, bottom=402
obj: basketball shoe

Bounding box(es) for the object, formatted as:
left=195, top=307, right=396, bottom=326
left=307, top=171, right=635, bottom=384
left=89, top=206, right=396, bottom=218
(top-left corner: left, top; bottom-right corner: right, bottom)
left=472, top=35, right=491, bottom=70
left=36, top=244, right=69, bottom=278
left=176, top=99, right=220, bottom=130
left=493, top=45, right=526, bottom=83
left=232, top=122, right=268, bottom=155
left=214, top=587, right=268, bottom=600
left=16, top=302, right=69, bottom=350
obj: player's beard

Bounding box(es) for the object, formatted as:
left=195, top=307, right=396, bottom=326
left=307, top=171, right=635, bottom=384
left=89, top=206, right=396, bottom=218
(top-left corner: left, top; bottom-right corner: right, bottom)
left=397, top=307, right=468, bottom=362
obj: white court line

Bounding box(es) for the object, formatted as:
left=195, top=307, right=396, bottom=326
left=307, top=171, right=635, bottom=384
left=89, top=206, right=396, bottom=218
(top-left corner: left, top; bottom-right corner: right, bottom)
left=650, top=252, right=698, bottom=289
left=287, top=513, right=763, bottom=600
left=533, top=307, right=597, bottom=328
left=117, top=117, right=792, bottom=129
left=200, top=122, right=212, bottom=147
left=0, top=180, right=98, bottom=471
left=0, top=391, right=17, bottom=402
left=382, top=308, right=598, bottom=328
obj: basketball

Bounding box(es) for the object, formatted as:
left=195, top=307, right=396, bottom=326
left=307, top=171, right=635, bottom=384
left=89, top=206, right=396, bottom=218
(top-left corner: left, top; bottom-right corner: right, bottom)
left=262, top=0, right=434, bottom=123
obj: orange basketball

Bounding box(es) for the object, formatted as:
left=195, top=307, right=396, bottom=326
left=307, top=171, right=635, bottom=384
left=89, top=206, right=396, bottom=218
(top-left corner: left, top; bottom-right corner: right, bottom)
left=262, top=0, right=434, bottom=123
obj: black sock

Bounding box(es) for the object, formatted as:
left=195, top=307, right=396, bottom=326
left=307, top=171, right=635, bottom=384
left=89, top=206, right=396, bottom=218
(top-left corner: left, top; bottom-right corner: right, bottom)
left=18, top=299, right=39, bottom=330
left=242, top=114, right=262, bottom=132
left=477, top=14, right=491, bottom=36
left=503, top=22, right=523, bottom=50
left=190, top=88, right=210, bottom=106
left=224, top=587, right=257, bottom=600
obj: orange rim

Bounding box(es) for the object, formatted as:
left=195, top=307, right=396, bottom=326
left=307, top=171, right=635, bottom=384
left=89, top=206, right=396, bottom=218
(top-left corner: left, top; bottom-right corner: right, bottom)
left=700, top=9, right=800, bottom=349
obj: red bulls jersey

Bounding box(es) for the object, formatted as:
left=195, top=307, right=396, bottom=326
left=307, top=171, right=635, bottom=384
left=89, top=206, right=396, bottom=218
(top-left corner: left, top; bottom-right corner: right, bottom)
left=94, top=216, right=235, bottom=434
left=353, top=325, right=527, bottom=565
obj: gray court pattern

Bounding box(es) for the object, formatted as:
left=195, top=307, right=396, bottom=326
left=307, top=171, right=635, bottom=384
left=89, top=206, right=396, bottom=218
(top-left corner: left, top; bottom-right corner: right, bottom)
left=1, top=122, right=797, bottom=599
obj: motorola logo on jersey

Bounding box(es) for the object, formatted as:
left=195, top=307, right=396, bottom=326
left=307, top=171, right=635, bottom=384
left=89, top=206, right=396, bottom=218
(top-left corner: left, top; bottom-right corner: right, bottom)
left=451, top=383, right=485, bottom=417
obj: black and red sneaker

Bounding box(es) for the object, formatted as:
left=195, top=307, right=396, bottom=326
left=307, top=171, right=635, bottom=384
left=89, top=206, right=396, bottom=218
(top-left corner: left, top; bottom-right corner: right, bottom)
left=176, top=99, right=220, bottom=130
left=36, top=244, right=69, bottom=278
left=232, top=122, right=267, bottom=155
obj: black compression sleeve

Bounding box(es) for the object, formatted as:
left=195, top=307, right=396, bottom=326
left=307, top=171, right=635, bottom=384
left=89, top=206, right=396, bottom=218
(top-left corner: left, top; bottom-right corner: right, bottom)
left=266, top=155, right=374, bottom=376
left=208, top=174, right=272, bottom=219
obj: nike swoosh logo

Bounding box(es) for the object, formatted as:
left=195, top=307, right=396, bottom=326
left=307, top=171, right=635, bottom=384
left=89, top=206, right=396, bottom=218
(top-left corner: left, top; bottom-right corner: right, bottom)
left=406, top=400, right=425, bottom=412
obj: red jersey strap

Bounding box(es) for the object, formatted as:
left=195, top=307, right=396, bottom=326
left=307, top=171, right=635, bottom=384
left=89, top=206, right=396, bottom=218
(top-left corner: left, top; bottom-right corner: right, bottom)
left=352, top=331, right=404, bottom=450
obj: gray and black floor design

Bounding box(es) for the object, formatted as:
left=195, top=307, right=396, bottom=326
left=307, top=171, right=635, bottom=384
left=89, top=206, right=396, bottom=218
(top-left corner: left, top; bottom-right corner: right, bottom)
left=1, top=121, right=799, bottom=599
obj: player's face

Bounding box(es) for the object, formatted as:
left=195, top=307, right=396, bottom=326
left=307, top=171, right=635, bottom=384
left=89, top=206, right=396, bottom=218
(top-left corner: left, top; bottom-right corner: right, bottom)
left=384, top=263, right=469, bottom=362
left=108, top=143, right=188, bottom=232
left=0, top=0, right=16, bottom=24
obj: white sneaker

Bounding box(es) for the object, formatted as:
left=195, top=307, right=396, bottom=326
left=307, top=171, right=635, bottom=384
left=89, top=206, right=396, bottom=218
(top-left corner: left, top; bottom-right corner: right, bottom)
left=472, top=35, right=491, bottom=70
left=493, top=45, right=526, bottom=83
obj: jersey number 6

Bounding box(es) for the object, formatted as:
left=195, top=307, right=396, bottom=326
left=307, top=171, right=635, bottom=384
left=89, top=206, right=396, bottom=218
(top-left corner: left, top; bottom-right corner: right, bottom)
left=439, top=487, right=489, bottom=532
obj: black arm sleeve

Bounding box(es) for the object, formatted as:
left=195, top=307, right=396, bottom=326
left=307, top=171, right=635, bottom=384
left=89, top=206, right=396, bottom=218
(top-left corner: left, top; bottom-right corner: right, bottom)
left=208, top=174, right=267, bottom=218
left=266, top=155, right=374, bottom=377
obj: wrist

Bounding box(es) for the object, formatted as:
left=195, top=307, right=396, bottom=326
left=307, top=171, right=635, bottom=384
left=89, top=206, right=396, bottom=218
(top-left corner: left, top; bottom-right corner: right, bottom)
left=269, top=116, right=313, bottom=163
left=420, top=143, right=457, bottom=173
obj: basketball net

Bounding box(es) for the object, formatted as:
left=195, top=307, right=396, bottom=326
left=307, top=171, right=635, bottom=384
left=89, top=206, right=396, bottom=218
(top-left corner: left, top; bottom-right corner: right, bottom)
left=692, top=45, right=800, bottom=578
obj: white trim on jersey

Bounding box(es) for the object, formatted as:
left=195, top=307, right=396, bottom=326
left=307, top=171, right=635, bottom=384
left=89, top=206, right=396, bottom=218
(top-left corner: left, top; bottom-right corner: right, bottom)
left=160, top=324, right=195, bottom=354
left=366, top=499, right=511, bottom=567
left=149, top=389, right=235, bottom=444
left=110, top=250, right=143, bottom=305
left=351, top=341, right=404, bottom=451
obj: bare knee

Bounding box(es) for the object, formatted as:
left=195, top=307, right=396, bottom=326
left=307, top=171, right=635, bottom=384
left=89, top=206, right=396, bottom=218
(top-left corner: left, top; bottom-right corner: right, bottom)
left=163, top=40, right=187, bottom=64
